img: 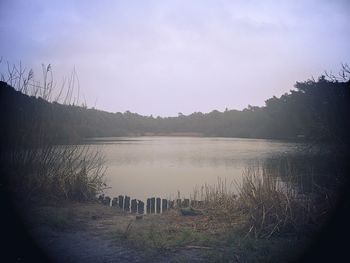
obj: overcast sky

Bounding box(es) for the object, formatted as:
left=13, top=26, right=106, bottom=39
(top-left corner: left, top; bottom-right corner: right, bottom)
left=1, top=0, right=349, bottom=116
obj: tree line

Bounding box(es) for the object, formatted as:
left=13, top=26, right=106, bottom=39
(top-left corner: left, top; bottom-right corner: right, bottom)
left=1, top=71, right=349, bottom=147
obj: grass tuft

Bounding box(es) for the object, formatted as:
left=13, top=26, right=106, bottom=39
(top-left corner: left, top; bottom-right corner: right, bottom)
left=190, top=160, right=331, bottom=239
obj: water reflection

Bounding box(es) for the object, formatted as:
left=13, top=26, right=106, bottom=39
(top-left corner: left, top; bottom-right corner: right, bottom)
left=263, top=152, right=344, bottom=196
left=84, top=137, right=332, bottom=202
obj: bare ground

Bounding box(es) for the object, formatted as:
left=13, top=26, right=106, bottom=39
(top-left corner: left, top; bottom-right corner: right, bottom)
left=20, top=202, right=312, bottom=263
left=24, top=202, right=215, bottom=263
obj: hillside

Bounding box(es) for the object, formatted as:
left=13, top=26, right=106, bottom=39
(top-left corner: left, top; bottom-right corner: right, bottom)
left=1, top=76, right=349, bottom=146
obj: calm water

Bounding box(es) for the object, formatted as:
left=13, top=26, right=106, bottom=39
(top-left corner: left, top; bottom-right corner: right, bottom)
left=85, top=136, right=314, bottom=201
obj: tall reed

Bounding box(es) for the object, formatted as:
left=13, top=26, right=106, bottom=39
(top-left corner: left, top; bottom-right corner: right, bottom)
left=0, top=61, right=107, bottom=202
left=1, top=145, right=107, bottom=201
left=191, top=160, right=326, bottom=238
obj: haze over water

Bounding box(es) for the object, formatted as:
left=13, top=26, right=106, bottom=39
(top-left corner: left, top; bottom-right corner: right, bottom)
left=86, top=136, right=309, bottom=201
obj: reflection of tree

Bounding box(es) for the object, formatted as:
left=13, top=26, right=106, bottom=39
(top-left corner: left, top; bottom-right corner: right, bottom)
left=261, top=152, right=345, bottom=199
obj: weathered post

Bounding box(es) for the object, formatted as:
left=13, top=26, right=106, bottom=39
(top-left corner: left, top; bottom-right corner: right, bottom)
left=98, top=194, right=104, bottom=202
left=176, top=199, right=182, bottom=208
left=162, top=199, right=168, bottom=213
left=168, top=200, right=174, bottom=209
left=112, top=197, right=118, bottom=207
left=118, top=195, right=124, bottom=209
left=146, top=198, right=151, bottom=214
left=197, top=200, right=204, bottom=208
left=156, top=197, right=161, bottom=213
left=182, top=198, right=190, bottom=208
left=124, top=196, right=130, bottom=212
left=103, top=196, right=111, bottom=206
left=137, top=200, right=144, bottom=214
left=131, top=199, right=138, bottom=213
left=150, top=197, right=156, bottom=213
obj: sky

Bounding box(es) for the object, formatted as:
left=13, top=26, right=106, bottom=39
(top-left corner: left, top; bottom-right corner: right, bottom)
left=1, top=0, right=349, bottom=116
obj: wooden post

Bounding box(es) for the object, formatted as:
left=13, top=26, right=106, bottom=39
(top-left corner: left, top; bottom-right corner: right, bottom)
left=124, top=196, right=130, bottom=212
left=146, top=198, right=151, bottom=214
left=131, top=199, right=137, bottom=213
left=112, top=197, right=118, bottom=207
left=138, top=200, right=144, bottom=214
left=162, top=199, right=168, bottom=213
left=103, top=196, right=111, bottom=206
left=156, top=197, right=161, bottom=213
left=150, top=197, right=156, bottom=213
left=168, top=200, right=174, bottom=209
left=182, top=199, right=190, bottom=208
left=118, top=195, right=124, bottom=209
left=176, top=199, right=182, bottom=208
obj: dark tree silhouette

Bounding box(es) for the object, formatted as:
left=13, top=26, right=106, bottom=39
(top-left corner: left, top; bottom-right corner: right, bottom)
left=1, top=66, right=349, bottom=146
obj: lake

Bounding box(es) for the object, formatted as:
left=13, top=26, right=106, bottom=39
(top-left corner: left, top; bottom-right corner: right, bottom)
left=85, top=136, right=317, bottom=202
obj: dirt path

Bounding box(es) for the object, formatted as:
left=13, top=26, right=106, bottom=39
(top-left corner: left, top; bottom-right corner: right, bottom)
left=33, top=226, right=161, bottom=263
left=27, top=203, right=209, bottom=263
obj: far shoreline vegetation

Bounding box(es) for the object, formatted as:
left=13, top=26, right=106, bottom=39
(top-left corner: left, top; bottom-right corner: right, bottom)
left=1, top=62, right=350, bottom=262
left=1, top=63, right=349, bottom=146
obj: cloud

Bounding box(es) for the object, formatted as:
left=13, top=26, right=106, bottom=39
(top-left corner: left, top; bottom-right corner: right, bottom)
left=1, top=0, right=349, bottom=116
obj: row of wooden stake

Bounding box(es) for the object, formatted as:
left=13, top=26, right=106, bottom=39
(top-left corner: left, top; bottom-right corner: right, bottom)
left=98, top=195, right=205, bottom=214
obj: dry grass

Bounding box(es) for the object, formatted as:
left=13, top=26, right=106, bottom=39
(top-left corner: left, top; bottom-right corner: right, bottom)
left=190, top=161, right=327, bottom=239
left=1, top=144, right=107, bottom=201
left=1, top=61, right=107, bottom=202
left=235, top=166, right=313, bottom=238
left=27, top=201, right=308, bottom=262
